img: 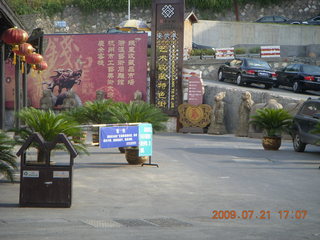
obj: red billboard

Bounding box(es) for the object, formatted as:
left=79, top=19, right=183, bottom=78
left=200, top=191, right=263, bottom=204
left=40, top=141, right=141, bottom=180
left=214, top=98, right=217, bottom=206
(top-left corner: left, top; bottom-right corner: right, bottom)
left=21, top=33, right=147, bottom=108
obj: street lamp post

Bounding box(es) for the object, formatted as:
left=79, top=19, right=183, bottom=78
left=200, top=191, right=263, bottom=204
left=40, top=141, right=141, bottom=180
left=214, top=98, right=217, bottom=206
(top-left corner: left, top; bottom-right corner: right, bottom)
left=128, top=0, right=130, bottom=20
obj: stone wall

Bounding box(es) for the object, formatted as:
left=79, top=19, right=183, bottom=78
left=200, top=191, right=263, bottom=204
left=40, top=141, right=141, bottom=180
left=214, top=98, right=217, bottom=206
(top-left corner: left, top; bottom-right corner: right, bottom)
left=17, top=0, right=319, bottom=35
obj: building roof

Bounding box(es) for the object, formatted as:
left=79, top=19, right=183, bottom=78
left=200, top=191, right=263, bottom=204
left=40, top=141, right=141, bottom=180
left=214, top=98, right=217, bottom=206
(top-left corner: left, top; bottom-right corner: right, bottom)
left=0, top=0, right=24, bottom=35
left=184, top=11, right=198, bottom=23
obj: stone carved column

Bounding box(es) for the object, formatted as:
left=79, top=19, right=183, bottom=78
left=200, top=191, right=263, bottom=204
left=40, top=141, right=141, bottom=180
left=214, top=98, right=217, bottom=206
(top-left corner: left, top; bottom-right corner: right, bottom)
left=208, top=92, right=227, bottom=135
left=236, top=91, right=254, bottom=137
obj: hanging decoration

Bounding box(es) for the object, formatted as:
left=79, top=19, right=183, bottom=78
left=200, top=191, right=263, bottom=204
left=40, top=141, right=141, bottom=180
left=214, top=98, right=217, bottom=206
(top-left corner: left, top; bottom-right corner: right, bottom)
left=12, top=43, right=34, bottom=73
left=25, top=52, right=43, bottom=68
left=1, top=27, right=29, bottom=64
left=33, top=61, right=48, bottom=72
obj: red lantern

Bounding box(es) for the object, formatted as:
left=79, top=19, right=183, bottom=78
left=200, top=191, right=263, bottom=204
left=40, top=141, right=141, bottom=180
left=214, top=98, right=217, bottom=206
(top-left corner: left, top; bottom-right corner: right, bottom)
left=1, top=27, right=29, bottom=65
left=1, top=27, right=29, bottom=46
left=33, top=61, right=48, bottom=71
left=12, top=43, right=34, bottom=57
left=26, top=53, right=43, bottom=65
left=12, top=43, right=34, bottom=73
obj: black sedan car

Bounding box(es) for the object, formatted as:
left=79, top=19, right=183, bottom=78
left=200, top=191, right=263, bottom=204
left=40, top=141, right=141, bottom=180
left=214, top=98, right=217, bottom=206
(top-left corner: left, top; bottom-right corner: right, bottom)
left=255, top=15, right=300, bottom=24
left=301, top=15, right=320, bottom=25
left=292, top=98, right=320, bottom=152
left=275, top=64, right=320, bottom=93
left=217, top=58, right=277, bottom=89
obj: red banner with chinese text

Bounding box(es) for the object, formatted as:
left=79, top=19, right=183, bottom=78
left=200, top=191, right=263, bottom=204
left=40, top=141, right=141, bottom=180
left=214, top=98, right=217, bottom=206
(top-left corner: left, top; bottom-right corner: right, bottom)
left=25, top=33, right=147, bottom=108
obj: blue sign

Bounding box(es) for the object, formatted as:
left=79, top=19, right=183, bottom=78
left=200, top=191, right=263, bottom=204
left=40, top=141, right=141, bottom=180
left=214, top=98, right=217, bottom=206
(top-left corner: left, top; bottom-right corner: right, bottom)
left=100, top=126, right=139, bottom=148
left=138, top=123, right=152, bottom=156
left=54, top=21, right=67, bottom=28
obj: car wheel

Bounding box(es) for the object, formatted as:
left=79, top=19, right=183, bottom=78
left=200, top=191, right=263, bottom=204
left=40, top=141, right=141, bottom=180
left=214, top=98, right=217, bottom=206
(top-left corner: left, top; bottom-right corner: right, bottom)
left=218, top=70, right=225, bottom=82
left=236, top=74, right=244, bottom=86
left=292, top=81, right=302, bottom=93
left=273, top=82, right=279, bottom=88
left=293, top=132, right=306, bottom=152
left=264, top=84, right=272, bottom=89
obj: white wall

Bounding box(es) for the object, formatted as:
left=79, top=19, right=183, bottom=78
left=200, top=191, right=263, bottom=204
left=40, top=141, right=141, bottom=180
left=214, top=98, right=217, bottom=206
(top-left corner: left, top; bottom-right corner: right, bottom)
left=193, top=20, right=320, bottom=48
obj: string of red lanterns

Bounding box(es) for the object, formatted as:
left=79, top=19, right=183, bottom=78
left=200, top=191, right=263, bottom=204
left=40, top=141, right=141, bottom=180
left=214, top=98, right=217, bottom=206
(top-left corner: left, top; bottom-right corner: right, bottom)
left=1, top=27, right=48, bottom=72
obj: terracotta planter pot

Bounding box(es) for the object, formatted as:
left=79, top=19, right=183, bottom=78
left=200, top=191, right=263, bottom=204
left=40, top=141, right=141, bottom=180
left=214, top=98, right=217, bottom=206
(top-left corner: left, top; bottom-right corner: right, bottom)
left=92, top=131, right=99, bottom=146
left=262, top=136, right=281, bottom=150
left=118, top=147, right=126, bottom=153
left=124, top=148, right=149, bottom=165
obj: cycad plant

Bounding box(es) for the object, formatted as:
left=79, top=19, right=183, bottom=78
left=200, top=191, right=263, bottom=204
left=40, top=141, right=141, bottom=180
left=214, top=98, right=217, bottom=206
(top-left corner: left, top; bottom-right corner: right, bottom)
left=0, top=131, right=17, bottom=182
left=250, top=108, right=293, bottom=137
left=81, top=99, right=118, bottom=124
left=109, top=101, right=169, bottom=131
left=14, top=107, right=88, bottom=162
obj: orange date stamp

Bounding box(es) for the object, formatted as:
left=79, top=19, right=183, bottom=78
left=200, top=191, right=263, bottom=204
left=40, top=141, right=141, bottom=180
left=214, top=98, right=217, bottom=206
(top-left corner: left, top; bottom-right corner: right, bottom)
left=211, top=210, right=308, bottom=220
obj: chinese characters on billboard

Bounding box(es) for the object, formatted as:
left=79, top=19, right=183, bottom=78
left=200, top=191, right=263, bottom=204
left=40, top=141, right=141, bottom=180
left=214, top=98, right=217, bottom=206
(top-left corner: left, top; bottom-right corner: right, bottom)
left=151, top=0, right=184, bottom=116
left=21, top=33, right=147, bottom=108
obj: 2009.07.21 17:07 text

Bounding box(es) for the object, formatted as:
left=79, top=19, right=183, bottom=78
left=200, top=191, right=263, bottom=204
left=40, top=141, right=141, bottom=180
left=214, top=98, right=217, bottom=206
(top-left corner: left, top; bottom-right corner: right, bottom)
left=211, top=210, right=308, bottom=220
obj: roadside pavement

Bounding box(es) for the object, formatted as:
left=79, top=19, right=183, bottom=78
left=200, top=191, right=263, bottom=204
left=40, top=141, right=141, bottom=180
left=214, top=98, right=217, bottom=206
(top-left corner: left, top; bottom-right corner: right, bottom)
left=0, top=133, right=319, bottom=240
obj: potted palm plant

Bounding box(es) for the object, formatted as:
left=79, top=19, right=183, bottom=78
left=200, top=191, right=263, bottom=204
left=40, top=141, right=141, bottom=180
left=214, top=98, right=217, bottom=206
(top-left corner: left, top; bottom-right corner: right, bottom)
left=250, top=108, right=292, bottom=150
left=13, top=107, right=88, bottom=163
left=0, top=131, right=17, bottom=182
left=109, top=101, right=169, bottom=164
left=80, top=99, right=118, bottom=145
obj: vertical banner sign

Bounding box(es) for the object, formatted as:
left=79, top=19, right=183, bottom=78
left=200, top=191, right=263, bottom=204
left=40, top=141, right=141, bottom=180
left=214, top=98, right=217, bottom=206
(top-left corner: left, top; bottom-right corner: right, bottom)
left=138, top=123, right=153, bottom=156
left=151, top=0, right=185, bottom=116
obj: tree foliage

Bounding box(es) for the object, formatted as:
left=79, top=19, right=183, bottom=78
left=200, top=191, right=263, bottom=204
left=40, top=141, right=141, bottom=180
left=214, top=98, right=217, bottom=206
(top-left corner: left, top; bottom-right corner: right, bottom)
left=8, top=0, right=288, bottom=16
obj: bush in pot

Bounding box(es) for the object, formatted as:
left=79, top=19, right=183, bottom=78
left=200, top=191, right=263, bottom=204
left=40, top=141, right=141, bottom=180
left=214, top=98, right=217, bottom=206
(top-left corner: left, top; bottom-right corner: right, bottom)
left=109, top=101, right=169, bottom=164
left=250, top=108, right=292, bottom=150
left=0, top=131, right=17, bottom=182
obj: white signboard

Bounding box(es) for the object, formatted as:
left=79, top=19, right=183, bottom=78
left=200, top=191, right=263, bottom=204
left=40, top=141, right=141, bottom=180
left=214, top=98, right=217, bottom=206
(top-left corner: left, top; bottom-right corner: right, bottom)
left=261, top=46, right=280, bottom=58
left=53, top=171, right=70, bottom=178
left=215, top=48, right=234, bottom=59
left=23, top=170, right=39, bottom=178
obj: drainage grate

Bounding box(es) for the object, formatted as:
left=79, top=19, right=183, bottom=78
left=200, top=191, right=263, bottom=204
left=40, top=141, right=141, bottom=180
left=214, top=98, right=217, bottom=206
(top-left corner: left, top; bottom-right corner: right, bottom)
left=81, top=220, right=122, bottom=228
left=114, top=219, right=156, bottom=227
left=145, top=218, right=192, bottom=227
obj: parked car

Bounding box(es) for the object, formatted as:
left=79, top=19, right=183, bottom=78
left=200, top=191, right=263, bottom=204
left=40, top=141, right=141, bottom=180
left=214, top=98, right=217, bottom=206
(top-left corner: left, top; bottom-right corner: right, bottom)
left=192, top=42, right=214, bottom=50
left=292, top=98, right=320, bottom=152
left=275, top=64, right=320, bottom=93
left=301, top=15, right=320, bottom=25
left=255, top=16, right=300, bottom=24
left=217, top=58, right=277, bottom=89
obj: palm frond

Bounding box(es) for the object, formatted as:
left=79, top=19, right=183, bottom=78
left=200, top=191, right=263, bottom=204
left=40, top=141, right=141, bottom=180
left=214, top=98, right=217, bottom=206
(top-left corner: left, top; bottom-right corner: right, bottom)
left=250, top=108, right=293, bottom=137
left=0, top=131, right=17, bottom=183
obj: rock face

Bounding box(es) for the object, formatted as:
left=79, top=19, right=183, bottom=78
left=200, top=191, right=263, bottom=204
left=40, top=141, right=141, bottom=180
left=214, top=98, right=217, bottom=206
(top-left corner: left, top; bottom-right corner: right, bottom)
left=17, top=0, right=320, bottom=34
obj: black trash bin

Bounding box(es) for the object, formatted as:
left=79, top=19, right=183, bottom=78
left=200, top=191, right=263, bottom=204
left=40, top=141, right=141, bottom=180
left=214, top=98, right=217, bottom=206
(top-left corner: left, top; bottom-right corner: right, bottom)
left=17, top=133, right=78, bottom=208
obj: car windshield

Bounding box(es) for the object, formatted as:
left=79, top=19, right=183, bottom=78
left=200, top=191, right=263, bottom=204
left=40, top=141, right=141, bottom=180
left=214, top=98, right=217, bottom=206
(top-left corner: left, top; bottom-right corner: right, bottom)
left=302, top=65, right=320, bottom=75
left=246, top=59, right=271, bottom=69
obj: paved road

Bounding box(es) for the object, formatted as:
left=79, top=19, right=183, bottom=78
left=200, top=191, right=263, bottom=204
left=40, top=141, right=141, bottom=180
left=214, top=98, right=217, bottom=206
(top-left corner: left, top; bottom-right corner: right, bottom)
left=0, top=133, right=319, bottom=240
left=204, top=78, right=320, bottom=100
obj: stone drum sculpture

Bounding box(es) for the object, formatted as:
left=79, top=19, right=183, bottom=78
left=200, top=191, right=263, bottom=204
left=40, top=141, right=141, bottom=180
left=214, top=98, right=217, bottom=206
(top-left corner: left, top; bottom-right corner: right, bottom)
left=208, top=92, right=227, bottom=135
left=236, top=91, right=254, bottom=137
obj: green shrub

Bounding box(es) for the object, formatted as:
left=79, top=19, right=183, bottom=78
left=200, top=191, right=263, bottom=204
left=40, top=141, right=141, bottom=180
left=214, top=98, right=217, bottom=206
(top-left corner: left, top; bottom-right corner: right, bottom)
left=250, top=108, right=293, bottom=137
left=190, top=49, right=215, bottom=56
left=235, top=48, right=246, bottom=55
left=13, top=107, right=88, bottom=157
left=249, top=47, right=261, bottom=54
left=0, top=131, right=17, bottom=182
left=109, top=101, right=169, bottom=131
